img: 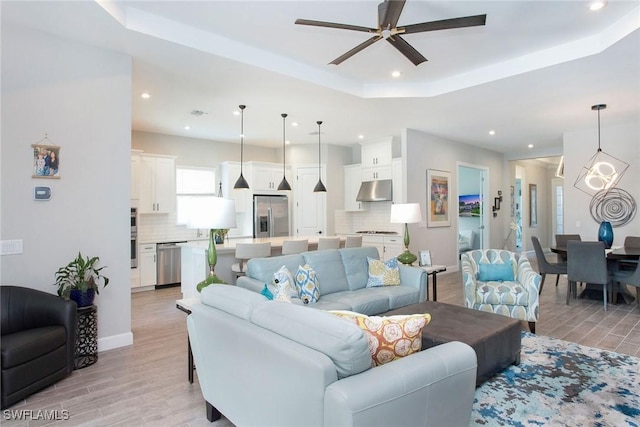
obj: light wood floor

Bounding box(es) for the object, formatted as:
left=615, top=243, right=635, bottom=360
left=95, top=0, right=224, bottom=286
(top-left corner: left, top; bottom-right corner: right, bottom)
left=4, top=257, right=640, bottom=426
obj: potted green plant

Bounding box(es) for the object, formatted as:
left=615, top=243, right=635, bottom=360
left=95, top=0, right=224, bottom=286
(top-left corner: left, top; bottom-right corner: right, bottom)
left=54, top=252, right=109, bottom=307
left=213, top=228, right=229, bottom=244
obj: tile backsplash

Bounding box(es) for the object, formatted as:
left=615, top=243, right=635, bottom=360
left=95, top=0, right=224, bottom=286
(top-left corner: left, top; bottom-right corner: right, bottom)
left=334, top=202, right=403, bottom=235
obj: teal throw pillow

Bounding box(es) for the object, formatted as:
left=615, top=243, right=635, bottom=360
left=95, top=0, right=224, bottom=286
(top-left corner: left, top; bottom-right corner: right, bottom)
left=260, top=284, right=273, bottom=300
left=477, top=262, right=515, bottom=282
left=295, top=264, right=320, bottom=303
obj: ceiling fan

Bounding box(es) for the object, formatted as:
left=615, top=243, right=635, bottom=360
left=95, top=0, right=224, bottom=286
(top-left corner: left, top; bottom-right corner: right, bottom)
left=295, top=0, right=486, bottom=66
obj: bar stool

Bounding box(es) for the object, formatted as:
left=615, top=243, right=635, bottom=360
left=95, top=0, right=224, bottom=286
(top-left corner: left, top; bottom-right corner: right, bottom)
left=345, top=235, right=363, bottom=248
left=317, top=237, right=340, bottom=251
left=231, top=242, right=272, bottom=280
left=281, top=239, right=308, bottom=255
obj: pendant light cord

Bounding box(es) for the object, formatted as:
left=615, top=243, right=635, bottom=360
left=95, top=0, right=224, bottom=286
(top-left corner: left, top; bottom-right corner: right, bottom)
left=597, top=108, right=601, bottom=151
left=317, top=121, right=322, bottom=174
left=282, top=113, right=287, bottom=174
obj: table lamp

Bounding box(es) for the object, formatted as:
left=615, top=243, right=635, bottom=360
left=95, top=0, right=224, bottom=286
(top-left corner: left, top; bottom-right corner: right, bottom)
left=187, top=197, right=237, bottom=291
left=390, top=203, right=422, bottom=265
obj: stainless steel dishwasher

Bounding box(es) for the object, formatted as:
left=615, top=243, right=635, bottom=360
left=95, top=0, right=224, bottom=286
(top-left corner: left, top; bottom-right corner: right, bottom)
left=156, top=242, right=183, bottom=287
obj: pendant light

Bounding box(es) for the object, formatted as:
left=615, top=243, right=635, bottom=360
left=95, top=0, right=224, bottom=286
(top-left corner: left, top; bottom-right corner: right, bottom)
left=277, top=113, right=292, bottom=191
left=573, top=104, right=628, bottom=196
left=233, top=105, right=250, bottom=189
left=313, top=120, right=327, bottom=192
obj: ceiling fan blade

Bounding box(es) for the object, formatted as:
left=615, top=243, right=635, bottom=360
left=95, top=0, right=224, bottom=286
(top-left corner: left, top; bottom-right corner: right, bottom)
left=401, top=14, right=487, bottom=34
left=386, top=35, right=427, bottom=66
left=378, top=0, right=406, bottom=30
left=330, top=35, right=382, bottom=65
left=295, top=19, right=376, bottom=33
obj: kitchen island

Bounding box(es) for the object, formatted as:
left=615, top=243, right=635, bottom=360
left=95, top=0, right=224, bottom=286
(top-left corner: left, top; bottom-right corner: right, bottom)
left=179, top=236, right=346, bottom=299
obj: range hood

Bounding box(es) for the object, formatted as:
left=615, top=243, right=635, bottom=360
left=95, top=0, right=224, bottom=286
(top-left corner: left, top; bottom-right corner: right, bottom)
left=356, top=180, right=393, bottom=202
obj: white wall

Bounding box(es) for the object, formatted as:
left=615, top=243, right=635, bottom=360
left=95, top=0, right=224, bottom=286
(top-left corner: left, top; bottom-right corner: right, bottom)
left=563, top=121, right=640, bottom=244
left=1, top=23, right=133, bottom=350
left=404, top=128, right=505, bottom=269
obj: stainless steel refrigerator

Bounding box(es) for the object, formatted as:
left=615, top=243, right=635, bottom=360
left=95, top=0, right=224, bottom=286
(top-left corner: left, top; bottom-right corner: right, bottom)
left=254, top=195, right=290, bottom=238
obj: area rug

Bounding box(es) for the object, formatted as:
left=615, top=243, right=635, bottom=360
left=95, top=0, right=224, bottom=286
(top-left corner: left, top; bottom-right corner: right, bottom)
left=472, top=332, right=640, bottom=426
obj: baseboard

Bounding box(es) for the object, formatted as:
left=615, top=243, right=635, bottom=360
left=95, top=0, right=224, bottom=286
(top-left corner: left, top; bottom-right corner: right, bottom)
left=98, top=331, right=133, bottom=352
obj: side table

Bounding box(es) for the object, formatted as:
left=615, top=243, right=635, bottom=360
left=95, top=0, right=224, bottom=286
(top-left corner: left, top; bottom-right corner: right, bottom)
left=176, top=297, right=200, bottom=383
left=75, top=304, right=98, bottom=369
left=421, top=265, right=447, bottom=301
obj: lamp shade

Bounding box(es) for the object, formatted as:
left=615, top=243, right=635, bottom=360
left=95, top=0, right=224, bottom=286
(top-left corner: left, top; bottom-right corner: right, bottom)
left=390, top=203, right=422, bottom=224
left=186, top=197, right=237, bottom=230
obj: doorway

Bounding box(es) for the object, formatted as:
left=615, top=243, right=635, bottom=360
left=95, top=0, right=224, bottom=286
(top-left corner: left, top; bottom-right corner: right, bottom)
left=457, top=163, right=489, bottom=253
left=293, top=166, right=326, bottom=236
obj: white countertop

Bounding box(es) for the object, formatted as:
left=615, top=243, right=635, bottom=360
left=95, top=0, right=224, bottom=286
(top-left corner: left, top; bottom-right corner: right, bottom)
left=178, top=235, right=347, bottom=254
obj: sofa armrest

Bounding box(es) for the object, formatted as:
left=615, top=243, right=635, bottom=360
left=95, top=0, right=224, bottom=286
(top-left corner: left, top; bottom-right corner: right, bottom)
left=461, top=255, right=478, bottom=307
left=516, top=256, right=542, bottom=308
left=324, top=341, right=477, bottom=427
left=398, top=265, right=427, bottom=302
left=236, top=276, right=264, bottom=293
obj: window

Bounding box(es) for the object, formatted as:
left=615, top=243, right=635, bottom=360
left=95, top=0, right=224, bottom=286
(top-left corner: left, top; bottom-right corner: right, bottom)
left=175, top=167, right=217, bottom=225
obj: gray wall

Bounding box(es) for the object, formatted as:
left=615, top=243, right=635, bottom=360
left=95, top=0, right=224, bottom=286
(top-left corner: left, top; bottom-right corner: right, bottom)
left=1, top=23, right=133, bottom=350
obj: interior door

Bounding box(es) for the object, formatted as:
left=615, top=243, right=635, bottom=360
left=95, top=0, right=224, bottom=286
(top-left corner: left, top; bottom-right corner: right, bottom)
left=294, top=166, right=326, bottom=236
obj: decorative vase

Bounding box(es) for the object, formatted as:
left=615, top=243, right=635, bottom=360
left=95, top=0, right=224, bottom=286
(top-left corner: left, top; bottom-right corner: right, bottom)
left=597, top=221, right=614, bottom=249
left=70, top=288, right=95, bottom=307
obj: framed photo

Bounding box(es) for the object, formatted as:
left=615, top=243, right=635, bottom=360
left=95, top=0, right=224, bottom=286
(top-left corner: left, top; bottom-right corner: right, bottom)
left=419, top=250, right=432, bottom=267
left=529, top=184, right=537, bottom=227
left=32, top=144, right=60, bottom=179
left=427, top=169, right=451, bottom=227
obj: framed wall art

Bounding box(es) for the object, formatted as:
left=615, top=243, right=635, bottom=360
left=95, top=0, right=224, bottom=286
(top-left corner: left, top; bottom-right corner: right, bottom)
left=32, top=143, right=60, bottom=179
left=427, top=169, right=451, bottom=227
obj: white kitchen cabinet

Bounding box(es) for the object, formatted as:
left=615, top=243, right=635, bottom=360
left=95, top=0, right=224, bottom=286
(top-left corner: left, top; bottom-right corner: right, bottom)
left=344, top=164, right=369, bottom=212
left=392, top=158, right=404, bottom=204
left=139, top=243, right=157, bottom=287
left=361, top=235, right=384, bottom=259
left=361, top=140, right=392, bottom=182
left=139, top=154, right=176, bottom=214
left=252, top=163, right=285, bottom=191
left=130, top=151, right=141, bottom=200
left=361, top=235, right=403, bottom=261
left=220, top=161, right=250, bottom=213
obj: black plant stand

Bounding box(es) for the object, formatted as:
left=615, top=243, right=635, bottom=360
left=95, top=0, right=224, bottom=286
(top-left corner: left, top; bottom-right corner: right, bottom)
left=74, top=304, right=98, bottom=369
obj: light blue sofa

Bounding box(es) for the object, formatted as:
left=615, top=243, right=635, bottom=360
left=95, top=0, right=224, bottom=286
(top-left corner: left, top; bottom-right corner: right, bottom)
left=236, top=247, right=427, bottom=314
left=187, top=285, right=478, bottom=426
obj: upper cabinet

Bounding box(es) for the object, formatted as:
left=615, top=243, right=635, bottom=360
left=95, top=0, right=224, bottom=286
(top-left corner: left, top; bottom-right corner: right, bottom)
left=344, top=164, right=369, bottom=212
left=252, top=163, right=286, bottom=192
left=220, top=161, right=250, bottom=213
left=361, top=139, right=392, bottom=181
left=138, top=154, right=176, bottom=214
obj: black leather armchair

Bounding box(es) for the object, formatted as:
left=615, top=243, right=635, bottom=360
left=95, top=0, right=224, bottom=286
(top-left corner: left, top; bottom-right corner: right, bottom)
left=1, top=286, right=77, bottom=409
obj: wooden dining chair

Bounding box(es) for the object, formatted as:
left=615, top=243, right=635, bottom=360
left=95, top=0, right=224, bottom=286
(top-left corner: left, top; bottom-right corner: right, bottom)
left=567, top=241, right=609, bottom=311
left=317, top=237, right=340, bottom=251
left=531, top=236, right=567, bottom=294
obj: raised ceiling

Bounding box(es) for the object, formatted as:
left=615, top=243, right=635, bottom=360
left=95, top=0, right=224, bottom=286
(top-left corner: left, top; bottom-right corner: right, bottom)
left=3, top=1, right=639, bottom=155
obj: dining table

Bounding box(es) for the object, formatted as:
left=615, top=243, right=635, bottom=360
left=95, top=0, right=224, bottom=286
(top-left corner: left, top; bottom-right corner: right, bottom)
left=550, top=245, right=640, bottom=304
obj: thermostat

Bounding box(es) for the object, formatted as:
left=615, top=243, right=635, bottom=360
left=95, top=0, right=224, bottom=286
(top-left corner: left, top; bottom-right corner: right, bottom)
left=34, top=186, right=51, bottom=201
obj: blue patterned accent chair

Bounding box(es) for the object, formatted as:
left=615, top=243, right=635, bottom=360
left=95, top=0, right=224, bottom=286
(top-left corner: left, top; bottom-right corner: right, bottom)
left=461, top=249, right=541, bottom=333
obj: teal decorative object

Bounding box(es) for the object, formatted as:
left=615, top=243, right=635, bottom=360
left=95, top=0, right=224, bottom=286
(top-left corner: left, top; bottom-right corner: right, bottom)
left=597, top=221, right=613, bottom=249
left=260, top=284, right=273, bottom=300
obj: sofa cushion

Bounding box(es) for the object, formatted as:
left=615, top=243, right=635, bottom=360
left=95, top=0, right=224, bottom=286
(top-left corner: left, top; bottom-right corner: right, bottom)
left=366, top=257, right=400, bottom=287
left=330, top=311, right=431, bottom=366
left=247, top=254, right=305, bottom=284
left=295, top=264, right=320, bottom=303
left=340, top=247, right=380, bottom=290
left=201, top=284, right=268, bottom=320
left=320, top=289, right=390, bottom=315
left=1, top=327, right=67, bottom=369
left=302, top=250, right=349, bottom=295
left=250, top=302, right=371, bottom=379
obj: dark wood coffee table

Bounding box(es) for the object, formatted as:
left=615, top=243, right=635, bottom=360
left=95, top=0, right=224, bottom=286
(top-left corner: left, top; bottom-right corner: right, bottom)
left=385, top=301, right=522, bottom=385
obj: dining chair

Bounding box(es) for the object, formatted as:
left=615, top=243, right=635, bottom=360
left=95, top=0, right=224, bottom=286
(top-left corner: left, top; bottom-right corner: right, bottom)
left=344, top=235, right=363, bottom=248
left=555, top=234, right=581, bottom=262
left=531, top=236, right=567, bottom=294
left=619, top=236, right=640, bottom=271
left=567, top=241, right=609, bottom=311
left=317, top=237, right=340, bottom=251
left=611, top=262, right=640, bottom=311
left=231, top=242, right=272, bottom=280
left=281, top=239, right=309, bottom=255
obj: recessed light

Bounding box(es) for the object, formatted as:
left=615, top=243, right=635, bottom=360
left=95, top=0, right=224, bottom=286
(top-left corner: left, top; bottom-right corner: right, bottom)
left=528, top=144, right=534, bottom=148
left=184, top=125, right=191, bottom=130
left=391, top=70, right=401, bottom=78
left=589, top=0, right=606, bottom=11
left=141, top=92, right=151, bottom=99
left=489, top=130, right=496, bottom=135
left=233, top=110, right=240, bottom=116
left=291, top=122, right=298, bottom=127
left=285, top=140, right=291, bottom=145
left=358, top=135, right=364, bottom=139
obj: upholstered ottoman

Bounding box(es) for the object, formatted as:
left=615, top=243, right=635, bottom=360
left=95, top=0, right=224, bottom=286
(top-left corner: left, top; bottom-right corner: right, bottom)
left=384, top=301, right=521, bottom=385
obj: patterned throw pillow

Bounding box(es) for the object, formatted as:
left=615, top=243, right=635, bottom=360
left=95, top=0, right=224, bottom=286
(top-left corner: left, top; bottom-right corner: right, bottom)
left=330, top=310, right=431, bottom=366
left=271, top=265, right=297, bottom=302
left=366, top=257, right=401, bottom=287
left=295, top=264, right=320, bottom=303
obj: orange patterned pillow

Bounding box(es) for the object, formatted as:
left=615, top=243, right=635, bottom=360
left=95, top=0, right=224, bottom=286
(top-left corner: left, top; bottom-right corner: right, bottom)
left=330, top=310, right=431, bottom=366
